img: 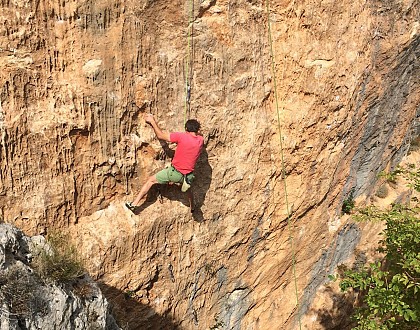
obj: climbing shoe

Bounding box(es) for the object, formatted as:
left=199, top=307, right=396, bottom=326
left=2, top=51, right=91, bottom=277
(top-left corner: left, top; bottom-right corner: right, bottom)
left=125, top=201, right=137, bottom=212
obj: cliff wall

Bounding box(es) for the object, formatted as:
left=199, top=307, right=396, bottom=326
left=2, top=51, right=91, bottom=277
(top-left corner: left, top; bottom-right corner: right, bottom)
left=0, top=0, right=419, bottom=329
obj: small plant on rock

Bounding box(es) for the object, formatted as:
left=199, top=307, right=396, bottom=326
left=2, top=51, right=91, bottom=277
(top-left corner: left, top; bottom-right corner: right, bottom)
left=342, top=189, right=356, bottom=215
left=402, top=164, right=420, bottom=192
left=378, top=164, right=420, bottom=199
left=0, top=265, right=49, bottom=319
left=32, top=231, right=85, bottom=284
left=375, top=183, right=389, bottom=199
left=379, top=168, right=403, bottom=185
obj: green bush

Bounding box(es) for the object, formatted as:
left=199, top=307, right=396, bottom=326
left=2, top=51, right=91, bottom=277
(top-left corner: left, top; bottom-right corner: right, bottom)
left=342, top=189, right=356, bottom=215
left=339, top=204, right=420, bottom=329
left=338, top=166, right=420, bottom=329
left=32, top=231, right=85, bottom=283
left=379, top=169, right=401, bottom=184
left=379, top=164, right=420, bottom=190
left=401, top=164, right=420, bottom=192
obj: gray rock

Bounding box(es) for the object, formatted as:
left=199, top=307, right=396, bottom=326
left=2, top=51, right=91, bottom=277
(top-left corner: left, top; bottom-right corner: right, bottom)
left=0, top=224, right=120, bottom=330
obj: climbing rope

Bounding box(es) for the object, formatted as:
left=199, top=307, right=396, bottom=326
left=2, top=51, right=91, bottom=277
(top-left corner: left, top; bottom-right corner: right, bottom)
left=265, top=1, right=302, bottom=329
left=175, top=0, right=195, bottom=306
left=184, top=0, right=194, bottom=126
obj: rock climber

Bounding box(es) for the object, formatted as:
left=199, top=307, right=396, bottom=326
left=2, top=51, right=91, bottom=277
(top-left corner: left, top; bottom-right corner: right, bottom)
left=125, top=113, right=203, bottom=212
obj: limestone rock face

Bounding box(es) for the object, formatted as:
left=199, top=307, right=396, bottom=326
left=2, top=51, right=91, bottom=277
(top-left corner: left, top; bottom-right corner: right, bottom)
left=0, top=223, right=119, bottom=330
left=0, top=0, right=419, bottom=329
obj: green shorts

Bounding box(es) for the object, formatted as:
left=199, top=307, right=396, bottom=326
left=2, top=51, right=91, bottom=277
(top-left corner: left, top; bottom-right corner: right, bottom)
left=156, top=166, right=184, bottom=184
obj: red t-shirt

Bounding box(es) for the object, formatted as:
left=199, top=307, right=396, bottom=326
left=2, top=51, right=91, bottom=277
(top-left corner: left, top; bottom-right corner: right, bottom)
left=170, top=132, right=204, bottom=174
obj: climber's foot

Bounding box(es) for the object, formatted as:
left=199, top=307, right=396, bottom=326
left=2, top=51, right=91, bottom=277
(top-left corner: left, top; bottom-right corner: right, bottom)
left=125, top=201, right=137, bottom=213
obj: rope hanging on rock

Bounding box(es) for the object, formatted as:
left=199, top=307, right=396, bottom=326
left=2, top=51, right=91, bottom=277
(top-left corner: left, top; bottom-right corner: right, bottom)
left=265, top=1, right=302, bottom=329
left=184, top=0, right=194, bottom=126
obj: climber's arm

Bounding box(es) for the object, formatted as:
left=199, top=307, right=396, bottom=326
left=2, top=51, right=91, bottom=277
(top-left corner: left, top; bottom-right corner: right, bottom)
left=144, top=114, right=171, bottom=142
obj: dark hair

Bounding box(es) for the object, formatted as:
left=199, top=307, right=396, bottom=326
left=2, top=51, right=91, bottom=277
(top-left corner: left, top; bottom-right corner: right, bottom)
left=185, top=119, right=201, bottom=133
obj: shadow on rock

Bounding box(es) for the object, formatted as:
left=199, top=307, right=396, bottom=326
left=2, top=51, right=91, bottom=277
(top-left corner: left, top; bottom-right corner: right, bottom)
left=100, top=282, right=180, bottom=330
left=190, top=147, right=212, bottom=222
left=314, top=286, right=356, bottom=330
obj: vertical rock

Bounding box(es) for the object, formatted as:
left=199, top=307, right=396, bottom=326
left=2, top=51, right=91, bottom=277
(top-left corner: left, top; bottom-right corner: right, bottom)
left=0, top=0, right=418, bottom=329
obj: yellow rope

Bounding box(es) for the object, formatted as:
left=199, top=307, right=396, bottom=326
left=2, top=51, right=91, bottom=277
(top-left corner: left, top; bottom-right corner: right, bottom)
left=265, top=1, right=302, bottom=329
left=184, top=0, right=194, bottom=127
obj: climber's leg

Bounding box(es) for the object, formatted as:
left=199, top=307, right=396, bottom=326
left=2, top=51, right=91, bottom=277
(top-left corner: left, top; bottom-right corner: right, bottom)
left=132, top=175, right=158, bottom=206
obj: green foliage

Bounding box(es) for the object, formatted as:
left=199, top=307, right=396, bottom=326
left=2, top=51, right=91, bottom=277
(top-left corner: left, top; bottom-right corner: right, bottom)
left=328, top=274, right=337, bottom=281
left=124, top=290, right=136, bottom=299
left=339, top=204, right=420, bottom=330
left=401, top=164, right=420, bottom=192
left=342, top=198, right=355, bottom=214
left=33, top=231, right=85, bottom=284
left=379, top=164, right=420, bottom=192
left=352, top=205, right=389, bottom=223
left=342, top=189, right=356, bottom=215
left=379, top=168, right=403, bottom=184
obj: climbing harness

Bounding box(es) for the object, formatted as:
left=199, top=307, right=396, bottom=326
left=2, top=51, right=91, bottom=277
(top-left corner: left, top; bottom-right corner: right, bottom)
left=265, top=1, right=302, bottom=329
left=181, top=172, right=195, bottom=192
left=168, top=164, right=194, bottom=192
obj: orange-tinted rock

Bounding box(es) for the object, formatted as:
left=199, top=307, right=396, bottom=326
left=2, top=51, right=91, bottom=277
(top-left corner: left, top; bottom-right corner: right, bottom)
left=0, top=0, right=418, bottom=329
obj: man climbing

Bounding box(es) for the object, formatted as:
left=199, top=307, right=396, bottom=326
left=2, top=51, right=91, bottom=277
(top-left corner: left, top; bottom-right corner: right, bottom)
left=125, top=113, right=203, bottom=212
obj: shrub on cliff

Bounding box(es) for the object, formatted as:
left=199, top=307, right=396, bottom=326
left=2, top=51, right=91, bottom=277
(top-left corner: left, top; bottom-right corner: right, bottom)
left=379, top=164, right=420, bottom=191
left=338, top=166, right=420, bottom=330
left=32, top=231, right=85, bottom=283
left=0, top=265, right=49, bottom=319
left=340, top=204, right=420, bottom=329
left=374, top=184, right=389, bottom=199
left=342, top=188, right=356, bottom=215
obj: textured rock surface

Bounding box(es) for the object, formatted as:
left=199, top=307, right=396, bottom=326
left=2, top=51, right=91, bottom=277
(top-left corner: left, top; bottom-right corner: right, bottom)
left=0, top=223, right=119, bottom=330
left=0, top=0, right=419, bottom=329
